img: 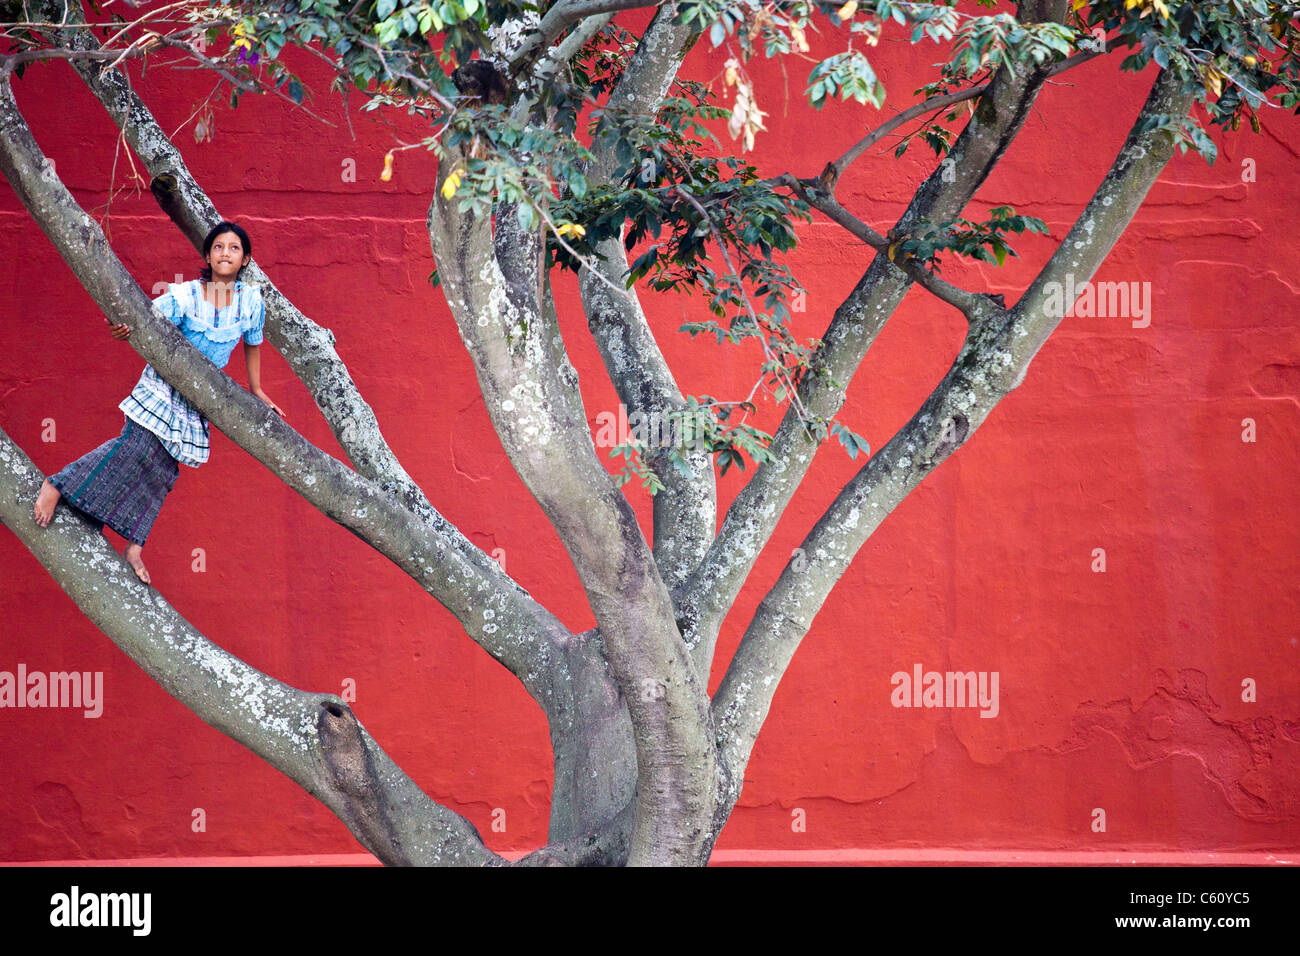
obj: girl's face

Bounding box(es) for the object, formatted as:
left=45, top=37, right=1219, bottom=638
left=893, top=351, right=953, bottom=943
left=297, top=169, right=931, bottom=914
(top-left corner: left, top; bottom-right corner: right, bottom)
left=207, top=232, right=250, bottom=281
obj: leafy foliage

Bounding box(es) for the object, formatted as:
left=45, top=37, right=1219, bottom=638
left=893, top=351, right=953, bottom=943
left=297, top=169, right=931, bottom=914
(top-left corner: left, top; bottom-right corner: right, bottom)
left=890, top=206, right=1051, bottom=271
left=15, top=0, right=1294, bottom=489
left=808, top=50, right=886, bottom=108
left=607, top=395, right=778, bottom=490
left=1070, top=0, right=1300, bottom=160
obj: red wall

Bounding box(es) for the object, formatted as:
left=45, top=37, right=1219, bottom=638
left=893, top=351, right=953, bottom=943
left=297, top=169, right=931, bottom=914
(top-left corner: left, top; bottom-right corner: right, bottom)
left=2, top=13, right=1298, bottom=862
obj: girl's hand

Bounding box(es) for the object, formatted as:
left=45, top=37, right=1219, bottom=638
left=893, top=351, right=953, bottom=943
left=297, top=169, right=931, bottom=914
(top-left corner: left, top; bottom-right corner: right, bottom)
left=109, top=323, right=131, bottom=340
left=254, top=389, right=287, bottom=419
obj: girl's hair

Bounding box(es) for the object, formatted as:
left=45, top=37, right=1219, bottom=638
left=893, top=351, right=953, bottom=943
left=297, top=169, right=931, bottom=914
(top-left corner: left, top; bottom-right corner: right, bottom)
left=198, top=221, right=252, bottom=282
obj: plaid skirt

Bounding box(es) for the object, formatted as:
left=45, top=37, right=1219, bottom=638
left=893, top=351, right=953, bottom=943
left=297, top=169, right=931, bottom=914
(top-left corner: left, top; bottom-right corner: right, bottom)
left=48, top=418, right=179, bottom=546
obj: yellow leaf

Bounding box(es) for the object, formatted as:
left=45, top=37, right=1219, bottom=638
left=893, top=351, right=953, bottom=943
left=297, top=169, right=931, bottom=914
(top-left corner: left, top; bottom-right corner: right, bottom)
left=1244, top=55, right=1257, bottom=67
left=838, top=1, right=858, bottom=21
left=382, top=153, right=395, bottom=183
left=723, top=57, right=740, bottom=87
left=556, top=222, right=586, bottom=239
left=440, top=168, right=465, bottom=198
left=790, top=23, right=809, bottom=53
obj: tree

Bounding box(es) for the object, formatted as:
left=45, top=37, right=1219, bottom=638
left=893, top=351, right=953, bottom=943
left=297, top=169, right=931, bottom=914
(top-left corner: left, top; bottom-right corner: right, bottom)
left=0, top=0, right=1295, bottom=866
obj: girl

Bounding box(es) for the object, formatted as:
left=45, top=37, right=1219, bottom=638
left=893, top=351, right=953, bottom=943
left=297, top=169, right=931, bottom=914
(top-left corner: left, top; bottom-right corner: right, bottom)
left=32, top=221, right=286, bottom=585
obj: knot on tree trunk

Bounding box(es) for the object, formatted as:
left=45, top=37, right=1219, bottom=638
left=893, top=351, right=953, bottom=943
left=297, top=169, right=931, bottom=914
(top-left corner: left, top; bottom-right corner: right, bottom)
left=928, top=413, right=970, bottom=470
left=149, top=172, right=181, bottom=218
left=315, top=699, right=409, bottom=865
left=316, top=698, right=374, bottom=799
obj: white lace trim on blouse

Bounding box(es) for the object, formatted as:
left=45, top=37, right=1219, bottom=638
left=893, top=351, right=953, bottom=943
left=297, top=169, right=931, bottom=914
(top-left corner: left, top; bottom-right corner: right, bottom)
left=168, top=279, right=252, bottom=343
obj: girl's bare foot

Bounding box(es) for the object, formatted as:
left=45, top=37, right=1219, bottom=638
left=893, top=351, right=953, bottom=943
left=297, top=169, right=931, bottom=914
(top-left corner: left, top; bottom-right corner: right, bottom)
left=33, top=479, right=61, bottom=527
left=123, top=543, right=151, bottom=585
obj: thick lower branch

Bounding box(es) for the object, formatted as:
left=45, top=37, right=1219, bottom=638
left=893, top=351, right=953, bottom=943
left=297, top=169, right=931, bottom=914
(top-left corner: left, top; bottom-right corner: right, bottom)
left=0, top=426, right=499, bottom=865
left=579, top=236, right=716, bottom=593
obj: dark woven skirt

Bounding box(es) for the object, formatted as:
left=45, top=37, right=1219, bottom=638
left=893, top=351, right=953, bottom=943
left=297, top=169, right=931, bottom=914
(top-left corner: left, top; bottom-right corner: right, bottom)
left=48, top=418, right=179, bottom=546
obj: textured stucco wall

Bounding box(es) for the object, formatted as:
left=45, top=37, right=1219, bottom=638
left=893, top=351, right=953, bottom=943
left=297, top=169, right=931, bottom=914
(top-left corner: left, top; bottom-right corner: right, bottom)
left=1, top=18, right=1297, bottom=862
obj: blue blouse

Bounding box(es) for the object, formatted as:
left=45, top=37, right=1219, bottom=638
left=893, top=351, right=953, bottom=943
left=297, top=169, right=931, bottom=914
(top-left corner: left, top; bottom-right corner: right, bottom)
left=158, top=278, right=265, bottom=362
left=118, top=279, right=265, bottom=467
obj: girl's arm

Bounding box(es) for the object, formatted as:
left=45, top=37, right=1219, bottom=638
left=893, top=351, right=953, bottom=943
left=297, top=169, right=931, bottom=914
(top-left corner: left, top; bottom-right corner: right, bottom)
left=244, top=341, right=286, bottom=419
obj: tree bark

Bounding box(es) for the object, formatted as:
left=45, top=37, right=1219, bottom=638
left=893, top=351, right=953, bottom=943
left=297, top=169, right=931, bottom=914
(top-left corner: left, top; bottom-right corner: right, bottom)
left=427, top=148, right=719, bottom=864
left=576, top=4, right=716, bottom=600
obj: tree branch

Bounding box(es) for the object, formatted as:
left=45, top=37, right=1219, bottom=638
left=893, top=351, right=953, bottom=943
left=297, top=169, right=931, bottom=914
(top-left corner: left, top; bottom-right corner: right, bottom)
left=508, top=0, right=666, bottom=74
left=527, top=11, right=613, bottom=92
left=827, top=47, right=1105, bottom=188
left=673, top=55, right=1055, bottom=668
left=0, top=427, right=501, bottom=866
left=710, top=65, right=1196, bottom=826
left=574, top=3, right=716, bottom=598
left=777, top=173, right=993, bottom=320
